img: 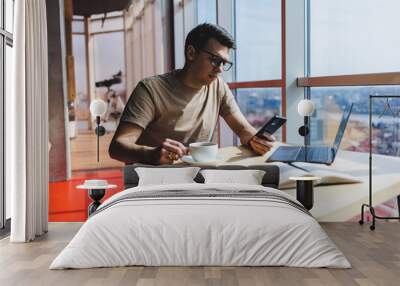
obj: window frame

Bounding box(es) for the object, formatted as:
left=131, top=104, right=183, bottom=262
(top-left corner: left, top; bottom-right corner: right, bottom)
left=297, top=72, right=400, bottom=87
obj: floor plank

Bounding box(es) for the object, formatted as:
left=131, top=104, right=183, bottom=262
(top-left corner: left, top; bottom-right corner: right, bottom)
left=0, top=222, right=399, bottom=286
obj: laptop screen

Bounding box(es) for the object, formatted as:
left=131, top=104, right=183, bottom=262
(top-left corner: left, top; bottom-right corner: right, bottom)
left=332, top=103, right=354, bottom=152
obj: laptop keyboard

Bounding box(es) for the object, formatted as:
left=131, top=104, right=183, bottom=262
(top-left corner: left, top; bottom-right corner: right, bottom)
left=298, top=147, right=330, bottom=161
left=271, top=146, right=303, bottom=161
left=269, top=146, right=331, bottom=163
left=269, top=146, right=330, bottom=162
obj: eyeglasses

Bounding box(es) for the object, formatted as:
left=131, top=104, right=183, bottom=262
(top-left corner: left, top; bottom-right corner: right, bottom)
left=200, top=49, right=233, bottom=71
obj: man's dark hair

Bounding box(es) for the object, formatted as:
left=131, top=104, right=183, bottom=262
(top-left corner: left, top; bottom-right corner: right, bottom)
left=184, top=23, right=236, bottom=60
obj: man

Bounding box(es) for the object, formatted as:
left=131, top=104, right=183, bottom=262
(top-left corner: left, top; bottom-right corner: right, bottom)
left=109, top=23, right=275, bottom=165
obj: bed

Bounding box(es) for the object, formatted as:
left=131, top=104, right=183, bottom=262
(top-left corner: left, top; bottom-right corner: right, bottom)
left=50, top=164, right=350, bottom=269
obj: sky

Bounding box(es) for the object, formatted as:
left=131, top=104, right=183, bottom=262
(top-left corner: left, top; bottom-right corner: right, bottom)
left=235, top=0, right=400, bottom=79
left=311, top=0, right=400, bottom=76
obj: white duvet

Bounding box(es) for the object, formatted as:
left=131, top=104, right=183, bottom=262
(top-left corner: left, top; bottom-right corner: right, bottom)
left=50, top=183, right=351, bottom=269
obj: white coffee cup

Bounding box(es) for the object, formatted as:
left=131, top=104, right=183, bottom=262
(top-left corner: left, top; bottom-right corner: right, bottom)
left=189, top=142, right=218, bottom=162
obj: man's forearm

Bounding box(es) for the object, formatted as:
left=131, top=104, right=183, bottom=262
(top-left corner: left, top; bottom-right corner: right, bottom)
left=238, top=128, right=256, bottom=145
left=236, top=122, right=257, bottom=145
left=223, top=112, right=257, bottom=145
left=109, top=140, right=157, bottom=164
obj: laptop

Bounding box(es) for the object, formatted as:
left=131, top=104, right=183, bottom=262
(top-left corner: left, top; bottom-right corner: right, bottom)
left=267, top=103, right=354, bottom=165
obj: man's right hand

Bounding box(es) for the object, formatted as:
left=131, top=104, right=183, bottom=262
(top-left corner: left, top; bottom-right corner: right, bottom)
left=248, top=132, right=276, bottom=155
left=153, top=138, right=188, bottom=165
left=109, top=122, right=188, bottom=165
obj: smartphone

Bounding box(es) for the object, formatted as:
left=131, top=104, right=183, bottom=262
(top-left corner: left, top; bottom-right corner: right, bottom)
left=255, top=115, right=287, bottom=137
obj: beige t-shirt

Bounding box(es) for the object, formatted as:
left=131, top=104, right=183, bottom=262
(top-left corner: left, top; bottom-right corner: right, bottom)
left=120, top=70, right=240, bottom=147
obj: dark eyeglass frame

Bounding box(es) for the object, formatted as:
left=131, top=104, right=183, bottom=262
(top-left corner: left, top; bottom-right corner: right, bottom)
left=200, top=49, right=233, bottom=71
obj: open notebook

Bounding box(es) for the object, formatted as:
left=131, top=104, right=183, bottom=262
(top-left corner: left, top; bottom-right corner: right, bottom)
left=276, top=162, right=362, bottom=189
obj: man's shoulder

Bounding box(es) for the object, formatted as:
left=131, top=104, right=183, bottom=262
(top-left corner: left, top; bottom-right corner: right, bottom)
left=209, top=76, right=229, bottom=95
left=215, top=76, right=228, bottom=86
left=140, top=70, right=176, bottom=87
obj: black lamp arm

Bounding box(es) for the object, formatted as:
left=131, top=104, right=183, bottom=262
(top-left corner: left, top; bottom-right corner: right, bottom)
left=94, top=116, right=106, bottom=162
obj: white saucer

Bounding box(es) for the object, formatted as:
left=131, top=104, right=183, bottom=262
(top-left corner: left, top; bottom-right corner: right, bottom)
left=181, top=155, right=223, bottom=166
left=77, top=184, right=117, bottom=190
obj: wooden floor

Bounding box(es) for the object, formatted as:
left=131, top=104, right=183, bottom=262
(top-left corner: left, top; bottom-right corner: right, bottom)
left=1, top=223, right=399, bottom=286
left=71, top=131, right=124, bottom=171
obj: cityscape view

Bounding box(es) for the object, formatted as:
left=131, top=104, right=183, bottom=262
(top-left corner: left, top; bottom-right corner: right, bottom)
left=311, top=86, right=400, bottom=156
left=236, top=88, right=282, bottom=140
left=237, top=86, right=400, bottom=157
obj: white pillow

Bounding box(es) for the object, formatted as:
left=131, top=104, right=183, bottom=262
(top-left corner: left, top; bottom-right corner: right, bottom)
left=200, top=169, right=266, bottom=185
left=135, top=167, right=200, bottom=186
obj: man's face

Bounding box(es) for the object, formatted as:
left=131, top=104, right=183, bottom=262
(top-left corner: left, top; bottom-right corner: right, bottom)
left=187, top=38, right=232, bottom=85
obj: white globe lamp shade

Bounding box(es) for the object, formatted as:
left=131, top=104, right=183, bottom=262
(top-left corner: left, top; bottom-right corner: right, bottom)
left=297, top=99, right=315, bottom=117
left=90, top=99, right=107, bottom=117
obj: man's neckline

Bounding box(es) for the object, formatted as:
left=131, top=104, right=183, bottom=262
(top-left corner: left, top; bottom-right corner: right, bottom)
left=173, top=69, right=206, bottom=92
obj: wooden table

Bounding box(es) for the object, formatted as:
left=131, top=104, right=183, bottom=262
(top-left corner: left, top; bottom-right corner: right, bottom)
left=183, top=144, right=400, bottom=222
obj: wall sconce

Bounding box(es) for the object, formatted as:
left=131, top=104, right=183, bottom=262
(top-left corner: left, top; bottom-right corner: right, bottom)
left=297, top=99, right=315, bottom=160
left=89, top=99, right=107, bottom=162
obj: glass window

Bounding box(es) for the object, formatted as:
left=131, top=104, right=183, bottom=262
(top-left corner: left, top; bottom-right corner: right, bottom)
left=91, top=16, right=123, bottom=33
left=72, top=20, right=84, bottom=33
left=310, top=0, right=400, bottom=76
left=310, top=86, right=400, bottom=156
left=235, top=0, right=281, bottom=81
left=5, top=44, right=12, bottom=219
left=93, top=32, right=126, bottom=99
left=5, top=43, right=12, bottom=111
left=197, top=0, right=216, bottom=24
left=72, top=35, right=88, bottom=121
left=0, top=38, right=3, bottom=227
left=0, top=0, right=2, bottom=29
left=73, top=35, right=87, bottom=95
left=5, top=0, right=14, bottom=33
left=236, top=88, right=282, bottom=139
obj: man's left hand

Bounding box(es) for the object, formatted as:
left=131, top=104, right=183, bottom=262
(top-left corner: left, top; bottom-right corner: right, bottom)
left=248, top=133, right=276, bottom=155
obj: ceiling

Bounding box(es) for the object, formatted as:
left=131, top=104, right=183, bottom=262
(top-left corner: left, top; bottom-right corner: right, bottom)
left=73, top=0, right=132, bottom=16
